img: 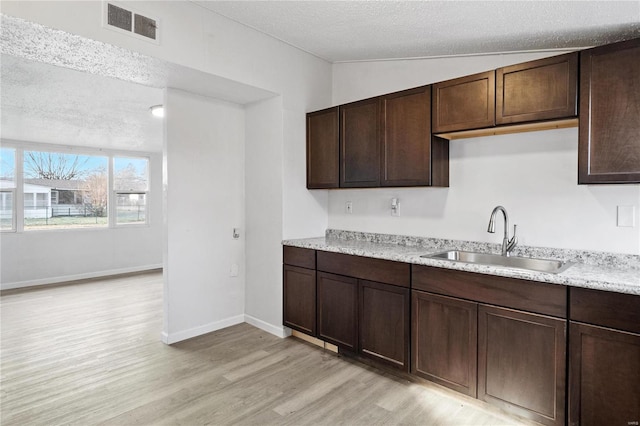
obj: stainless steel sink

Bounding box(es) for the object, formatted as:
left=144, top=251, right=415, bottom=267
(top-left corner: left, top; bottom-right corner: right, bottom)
left=422, top=250, right=573, bottom=274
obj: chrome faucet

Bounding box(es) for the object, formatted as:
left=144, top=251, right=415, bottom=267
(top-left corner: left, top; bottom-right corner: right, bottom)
left=487, top=206, right=518, bottom=256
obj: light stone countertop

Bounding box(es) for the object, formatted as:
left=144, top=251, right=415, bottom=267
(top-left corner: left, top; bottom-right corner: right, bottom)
left=283, top=230, right=640, bottom=296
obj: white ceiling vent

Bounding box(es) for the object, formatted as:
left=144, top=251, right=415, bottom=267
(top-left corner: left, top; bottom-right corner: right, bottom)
left=103, top=2, right=160, bottom=44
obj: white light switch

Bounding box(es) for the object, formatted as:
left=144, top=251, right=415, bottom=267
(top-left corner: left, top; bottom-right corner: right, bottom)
left=617, top=205, right=636, bottom=227
left=346, top=201, right=353, bottom=214
left=230, top=264, right=239, bottom=277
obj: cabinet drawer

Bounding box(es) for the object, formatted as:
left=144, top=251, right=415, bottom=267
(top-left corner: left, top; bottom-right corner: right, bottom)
left=317, top=251, right=410, bottom=288
left=412, top=265, right=566, bottom=317
left=283, top=246, right=316, bottom=269
left=570, top=287, right=640, bottom=334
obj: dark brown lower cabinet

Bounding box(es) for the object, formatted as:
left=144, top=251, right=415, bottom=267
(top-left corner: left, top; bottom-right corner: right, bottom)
left=317, top=271, right=358, bottom=351
left=478, top=305, right=566, bottom=426
left=412, top=291, right=477, bottom=397
left=569, top=322, right=640, bottom=426
left=283, top=264, right=316, bottom=335
left=359, top=280, right=410, bottom=371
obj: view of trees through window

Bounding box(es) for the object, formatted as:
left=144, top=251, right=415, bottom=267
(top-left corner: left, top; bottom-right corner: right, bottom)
left=0, top=147, right=150, bottom=231
left=23, top=151, right=109, bottom=229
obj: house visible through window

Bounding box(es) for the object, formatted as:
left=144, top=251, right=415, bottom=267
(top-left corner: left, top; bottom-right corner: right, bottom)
left=23, top=150, right=108, bottom=230
left=2, top=146, right=151, bottom=231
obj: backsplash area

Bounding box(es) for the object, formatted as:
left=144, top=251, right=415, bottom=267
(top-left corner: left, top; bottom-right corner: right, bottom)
left=327, top=128, right=640, bottom=255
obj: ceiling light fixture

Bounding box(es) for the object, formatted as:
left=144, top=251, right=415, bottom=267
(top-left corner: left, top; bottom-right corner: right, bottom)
left=150, top=105, right=164, bottom=118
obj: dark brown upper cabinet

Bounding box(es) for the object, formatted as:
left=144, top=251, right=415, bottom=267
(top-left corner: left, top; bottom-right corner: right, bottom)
left=496, top=53, right=578, bottom=125
left=578, top=38, right=640, bottom=184
left=432, top=71, right=496, bottom=133
left=340, top=98, right=381, bottom=188
left=306, top=107, right=339, bottom=189
left=380, top=86, right=433, bottom=186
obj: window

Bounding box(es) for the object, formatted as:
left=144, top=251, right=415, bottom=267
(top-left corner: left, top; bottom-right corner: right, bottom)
left=114, top=157, right=149, bottom=225
left=23, top=150, right=108, bottom=230
left=2, top=145, right=151, bottom=232
left=0, top=147, right=16, bottom=231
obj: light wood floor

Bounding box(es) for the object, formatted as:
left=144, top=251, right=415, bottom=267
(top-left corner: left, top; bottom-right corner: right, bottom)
left=1, top=272, right=529, bottom=425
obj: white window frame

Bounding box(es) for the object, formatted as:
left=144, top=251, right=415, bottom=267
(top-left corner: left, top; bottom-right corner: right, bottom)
left=0, top=146, right=17, bottom=232
left=1, top=140, right=153, bottom=233
left=0, top=189, right=16, bottom=232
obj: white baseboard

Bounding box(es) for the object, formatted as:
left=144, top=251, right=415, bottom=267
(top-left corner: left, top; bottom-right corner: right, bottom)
left=163, top=314, right=245, bottom=345
left=0, top=264, right=164, bottom=291
left=244, top=314, right=290, bottom=338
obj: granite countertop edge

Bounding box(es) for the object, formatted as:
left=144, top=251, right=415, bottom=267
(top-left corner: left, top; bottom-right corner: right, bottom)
left=282, top=233, right=640, bottom=296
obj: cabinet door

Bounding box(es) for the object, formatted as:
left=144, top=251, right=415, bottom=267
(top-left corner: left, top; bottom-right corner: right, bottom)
left=496, top=53, right=578, bottom=125
left=306, top=107, right=339, bottom=189
left=579, top=38, right=640, bottom=183
left=412, top=291, right=478, bottom=397
left=432, top=71, right=495, bottom=133
left=478, top=305, right=566, bottom=426
left=283, top=265, right=316, bottom=335
left=317, top=271, right=358, bottom=351
left=340, top=98, right=380, bottom=187
left=359, top=280, right=410, bottom=371
left=569, top=322, right=640, bottom=426
left=380, top=86, right=432, bottom=187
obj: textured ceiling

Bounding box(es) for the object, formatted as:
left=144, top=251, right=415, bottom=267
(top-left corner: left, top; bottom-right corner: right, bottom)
left=0, top=15, right=275, bottom=153
left=194, top=1, right=640, bottom=62
left=1, top=54, right=165, bottom=152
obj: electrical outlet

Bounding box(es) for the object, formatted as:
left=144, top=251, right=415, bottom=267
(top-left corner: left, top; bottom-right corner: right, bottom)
left=391, top=198, right=400, bottom=217
left=346, top=201, right=353, bottom=214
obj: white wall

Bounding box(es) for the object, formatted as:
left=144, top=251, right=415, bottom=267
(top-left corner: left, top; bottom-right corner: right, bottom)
left=3, top=2, right=333, bottom=338
left=0, top=149, right=163, bottom=289
left=330, top=54, right=640, bottom=255
left=163, top=89, right=246, bottom=343
left=244, top=97, right=285, bottom=335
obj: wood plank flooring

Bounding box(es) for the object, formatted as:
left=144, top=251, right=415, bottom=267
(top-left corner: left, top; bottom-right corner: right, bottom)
left=1, top=272, right=530, bottom=425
